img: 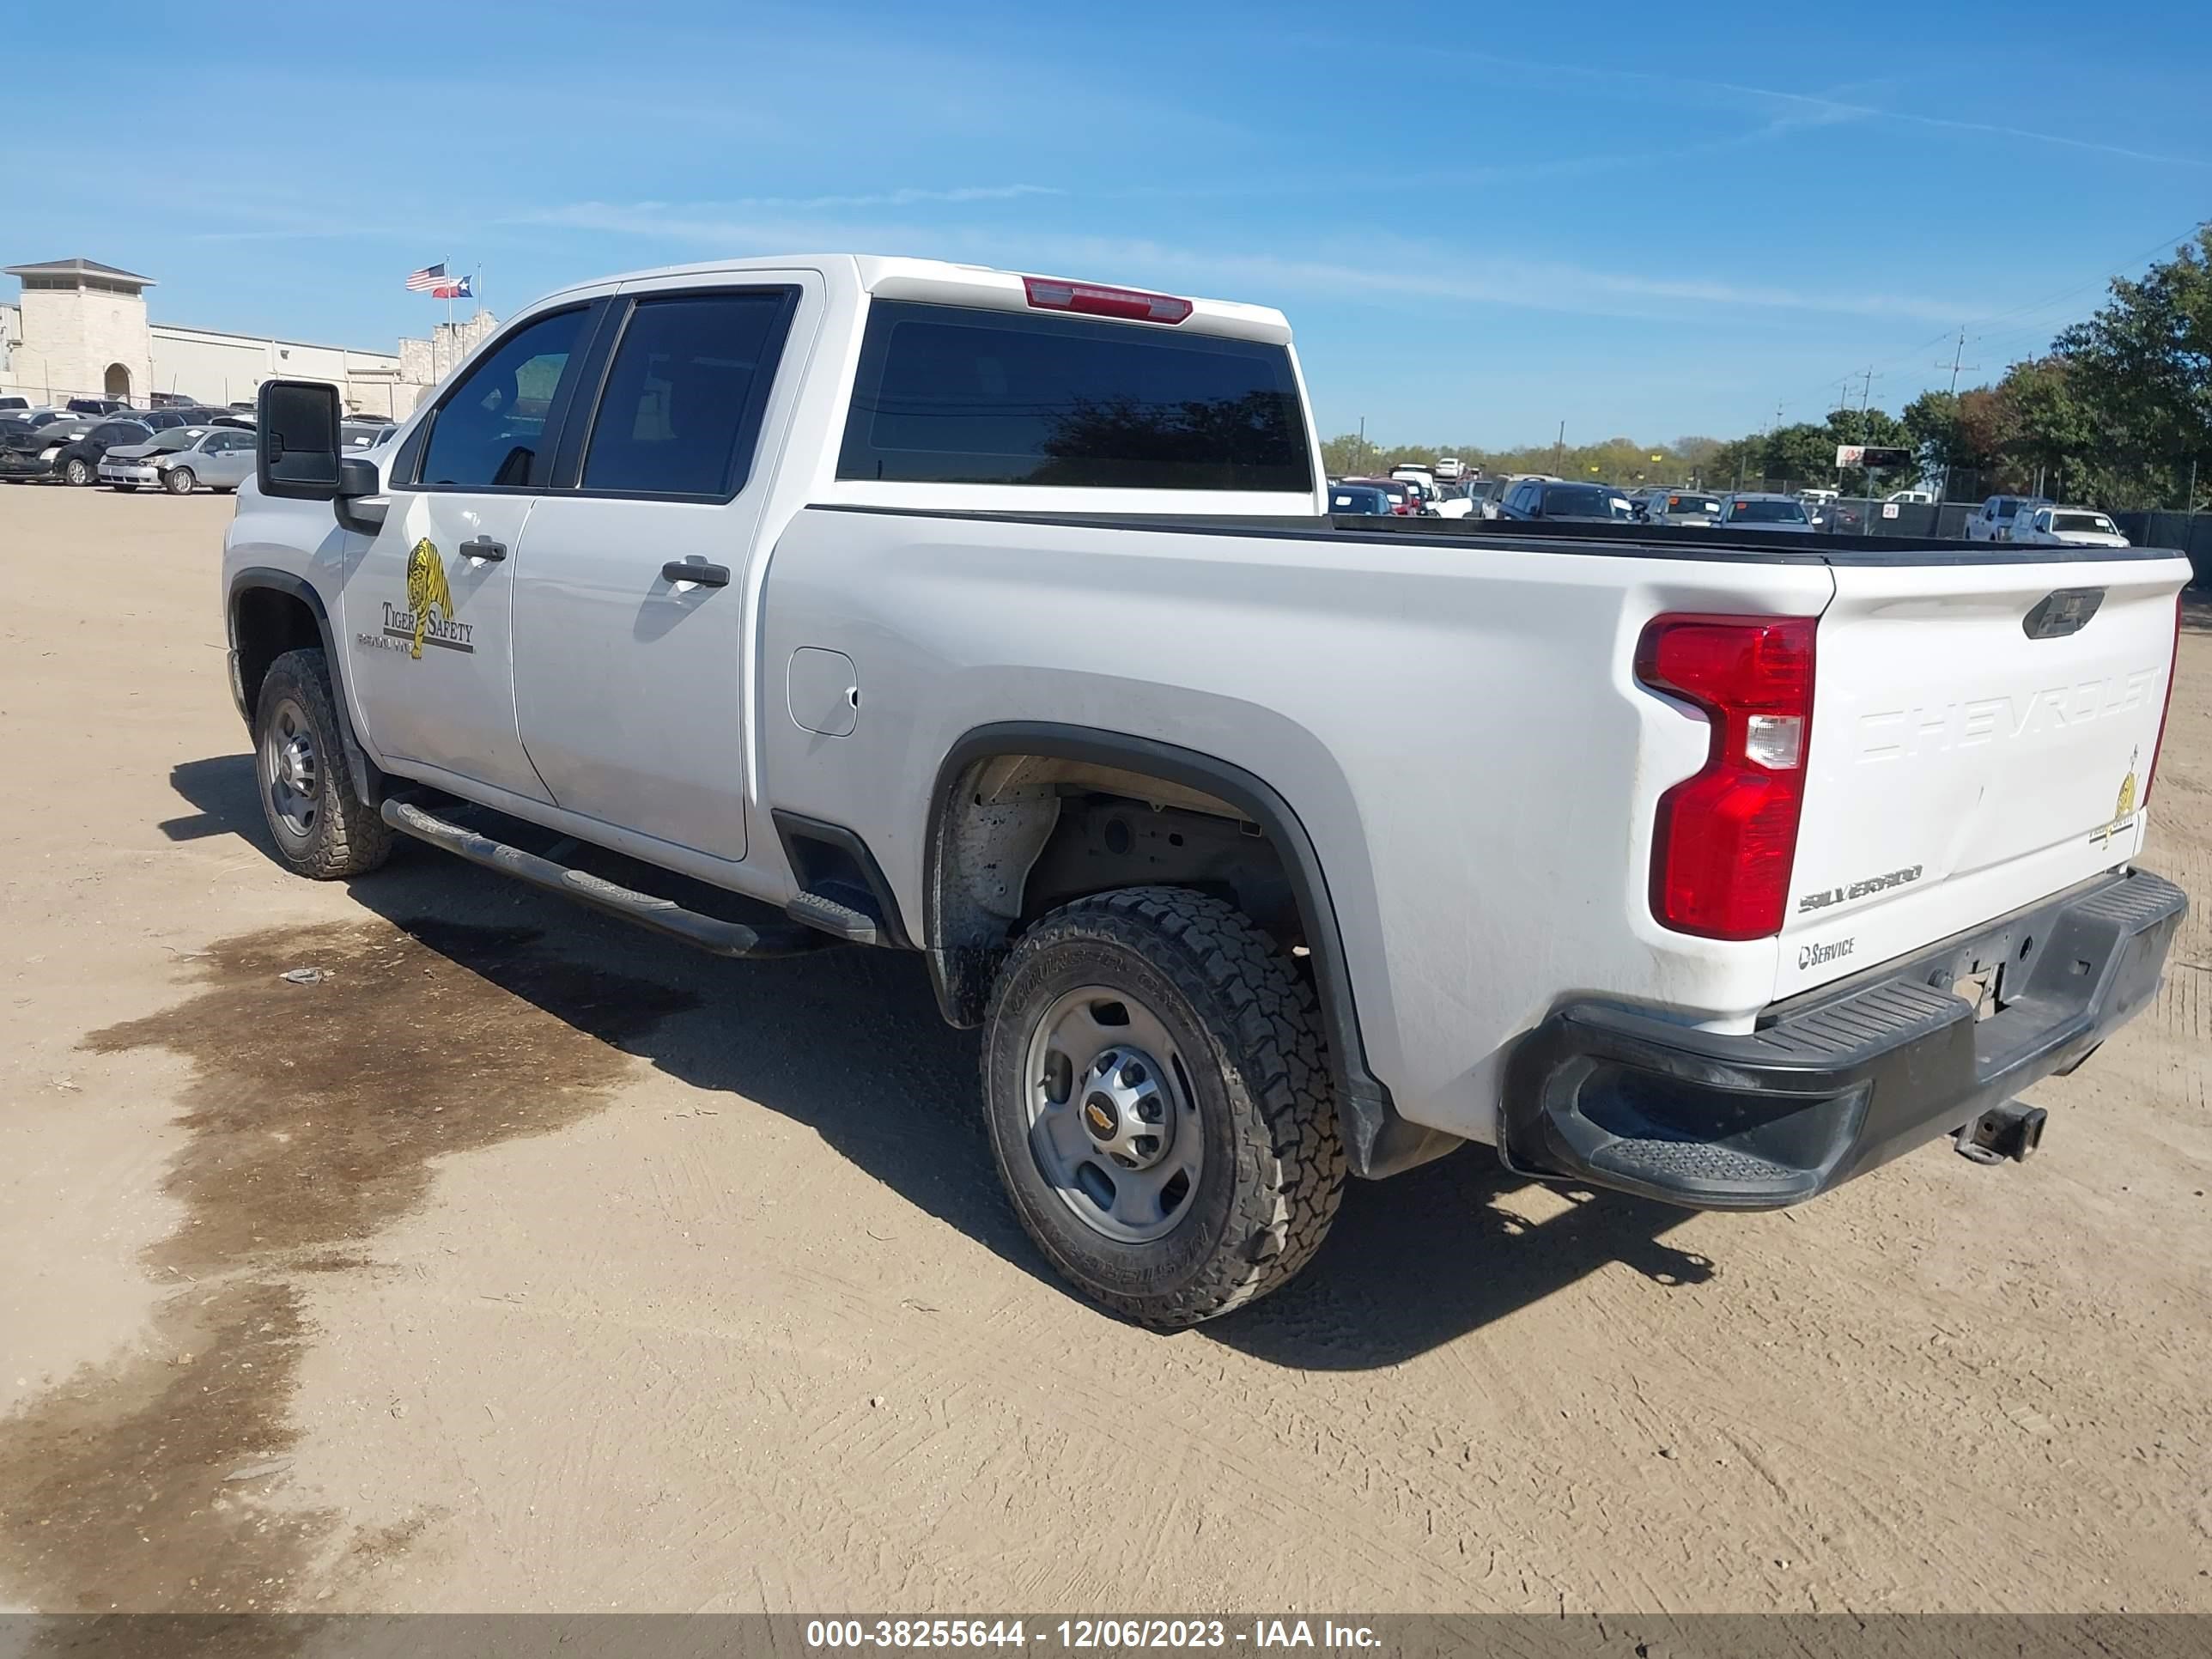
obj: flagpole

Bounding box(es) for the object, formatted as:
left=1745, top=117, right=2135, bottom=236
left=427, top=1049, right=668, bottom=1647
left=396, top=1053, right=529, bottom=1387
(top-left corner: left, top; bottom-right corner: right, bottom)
left=445, top=254, right=453, bottom=330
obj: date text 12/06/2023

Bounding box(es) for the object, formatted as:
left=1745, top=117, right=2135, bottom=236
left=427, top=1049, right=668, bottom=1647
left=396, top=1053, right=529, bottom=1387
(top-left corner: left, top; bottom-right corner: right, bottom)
left=804, top=1620, right=1383, bottom=1650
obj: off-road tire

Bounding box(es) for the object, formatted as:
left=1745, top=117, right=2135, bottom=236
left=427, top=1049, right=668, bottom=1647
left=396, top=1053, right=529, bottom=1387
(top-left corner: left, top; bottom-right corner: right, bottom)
left=164, top=465, right=195, bottom=495
left=981, top=887, right=1346, bottom=1328
left=253, top=647, right=394, bottom=879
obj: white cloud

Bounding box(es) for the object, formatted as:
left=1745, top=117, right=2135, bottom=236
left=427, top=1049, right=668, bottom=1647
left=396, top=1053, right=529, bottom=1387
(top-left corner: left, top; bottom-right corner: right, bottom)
left=1434, top=51, right=2212, bottom=170
left=509, top=201, right=1972, bottom=325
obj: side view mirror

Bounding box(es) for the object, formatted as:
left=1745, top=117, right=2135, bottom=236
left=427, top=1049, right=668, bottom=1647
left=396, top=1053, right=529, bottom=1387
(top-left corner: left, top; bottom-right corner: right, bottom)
left=257, top=380, right=343, bottom=499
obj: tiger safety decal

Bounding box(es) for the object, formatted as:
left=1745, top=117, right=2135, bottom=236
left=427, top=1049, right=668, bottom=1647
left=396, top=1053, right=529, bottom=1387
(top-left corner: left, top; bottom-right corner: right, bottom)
left=379, top=538, right=472, bottom=658
left=2094, top=747, right=2140, bottom=846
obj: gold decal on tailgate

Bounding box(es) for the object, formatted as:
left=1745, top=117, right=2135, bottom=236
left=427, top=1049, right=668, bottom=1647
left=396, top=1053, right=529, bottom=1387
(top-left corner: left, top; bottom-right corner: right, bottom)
left=2095, top=746, right=2140, bottom=845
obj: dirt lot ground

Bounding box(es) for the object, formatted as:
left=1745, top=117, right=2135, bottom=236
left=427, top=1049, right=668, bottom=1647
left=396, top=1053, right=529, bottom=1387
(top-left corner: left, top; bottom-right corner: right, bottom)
left=2, top=484, right=2209, bottom=1618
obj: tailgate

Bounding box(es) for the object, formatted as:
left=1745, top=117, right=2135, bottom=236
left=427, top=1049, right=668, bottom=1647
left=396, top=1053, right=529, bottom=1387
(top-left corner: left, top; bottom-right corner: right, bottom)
left=1777, top=554, right=2187, bottom=1000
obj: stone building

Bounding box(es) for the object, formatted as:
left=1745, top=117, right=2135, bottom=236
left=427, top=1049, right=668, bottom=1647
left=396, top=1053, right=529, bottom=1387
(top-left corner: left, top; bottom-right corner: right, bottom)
left=0, top=256, right=498, bottom=418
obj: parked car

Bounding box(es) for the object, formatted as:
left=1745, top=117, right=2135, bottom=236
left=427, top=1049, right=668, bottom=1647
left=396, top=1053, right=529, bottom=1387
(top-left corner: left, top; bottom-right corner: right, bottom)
left=0, top=394, right=28, bottom=416
left=1431, top=486, right=1477, bottom=520
left=0, top=416, right=96, bottom=482
left=1497, top=479, right=1632, bottom=523
left=228, top=252, right=2190, bottom=1328
left=1644, top=489, right=1725, bottom=527
left=1884, top=489, right=1934, bottom=505
left=49, top=416, right=155, bottom=486
left=1720, top=492, right=1815, bottom=532
left=2010, top=505, right=2130, bottom=548
left=1343, top=476, right=1418, bottom=515
left=65, top=397, right=131, bottom=416
left=1432, top=456, right=1466, bottom=483
left=15, top=407, right=82, bottom=430
left=1326, top=483, right=1393, bottom=515
left=342, top=421, right=397, bottom=450
left=1467, top=473, right=1540, bottom=520
left=1966, top=495, right=2051, bottom=543
left=1389, top=465, right=1437, bottom=499
left=98, top=424, right=258, bottom=493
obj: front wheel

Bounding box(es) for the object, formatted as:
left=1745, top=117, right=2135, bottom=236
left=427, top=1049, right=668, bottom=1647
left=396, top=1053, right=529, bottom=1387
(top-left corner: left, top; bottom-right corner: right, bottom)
left=254, top=647, right=394, bottom=879
left=62, top=456, right=93, bottom=486
left=981, top=888, right=1346, bottom=1328
left=163, top=465, right=196, bottom=495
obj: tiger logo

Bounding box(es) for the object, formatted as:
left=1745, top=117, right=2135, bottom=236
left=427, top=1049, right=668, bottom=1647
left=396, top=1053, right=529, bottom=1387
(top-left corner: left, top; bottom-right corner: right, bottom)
left=404, top=538, right=455, bottom=660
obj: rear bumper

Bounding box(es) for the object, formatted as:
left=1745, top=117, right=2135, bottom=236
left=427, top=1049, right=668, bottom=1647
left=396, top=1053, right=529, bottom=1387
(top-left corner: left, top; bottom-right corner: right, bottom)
left=1502, top=868, right=2187, bottom=1209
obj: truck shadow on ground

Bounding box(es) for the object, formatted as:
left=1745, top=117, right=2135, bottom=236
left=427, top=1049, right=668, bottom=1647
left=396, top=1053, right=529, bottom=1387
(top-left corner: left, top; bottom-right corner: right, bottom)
left=159, top=754, right=1713, bottom=1370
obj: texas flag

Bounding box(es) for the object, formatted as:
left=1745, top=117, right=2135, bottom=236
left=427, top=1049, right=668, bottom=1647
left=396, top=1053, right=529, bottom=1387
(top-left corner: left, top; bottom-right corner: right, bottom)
left=405, top=264, right=472, bottom=300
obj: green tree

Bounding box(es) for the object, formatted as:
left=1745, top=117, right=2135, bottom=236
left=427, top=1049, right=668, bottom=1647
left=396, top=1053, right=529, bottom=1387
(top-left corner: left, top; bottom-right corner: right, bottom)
left=2048, top=225, right=2212, bottom=507
left=1320, top=432, right=1380, bottom=477
left=1995, top=357, right=2098, bottom=500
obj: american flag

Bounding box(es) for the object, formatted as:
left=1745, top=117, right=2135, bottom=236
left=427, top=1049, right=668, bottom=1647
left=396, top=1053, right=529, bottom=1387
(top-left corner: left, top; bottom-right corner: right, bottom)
left=404, top=263, right=447, bottom=293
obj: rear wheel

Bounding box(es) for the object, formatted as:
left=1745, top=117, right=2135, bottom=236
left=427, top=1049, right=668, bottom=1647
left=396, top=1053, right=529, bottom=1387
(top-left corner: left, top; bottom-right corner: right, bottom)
left=62, top=456, right=91, bottom=486
left=981, top=888, right=1345, bottom=1328
left=163, top=465, right=196, bottom=495
left=254, top=648, right=393, bottom=879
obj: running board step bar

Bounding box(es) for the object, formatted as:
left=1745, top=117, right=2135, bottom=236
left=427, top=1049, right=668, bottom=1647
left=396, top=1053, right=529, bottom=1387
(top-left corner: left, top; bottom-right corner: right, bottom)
left=380, top=800, right=828, bottom=960
left=783, top=889, right=882, bottom=945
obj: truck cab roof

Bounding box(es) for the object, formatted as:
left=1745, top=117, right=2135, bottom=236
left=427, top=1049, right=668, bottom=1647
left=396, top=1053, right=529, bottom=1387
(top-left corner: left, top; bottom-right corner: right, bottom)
left=538, top=253, right=1295, bottom=345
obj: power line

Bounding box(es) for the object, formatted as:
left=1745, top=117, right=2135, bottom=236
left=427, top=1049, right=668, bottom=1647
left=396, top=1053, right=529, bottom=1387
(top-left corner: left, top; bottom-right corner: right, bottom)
left=1776, top=216, right=2207, bottom=417
left=1937, top=327, right=1982, bottom=395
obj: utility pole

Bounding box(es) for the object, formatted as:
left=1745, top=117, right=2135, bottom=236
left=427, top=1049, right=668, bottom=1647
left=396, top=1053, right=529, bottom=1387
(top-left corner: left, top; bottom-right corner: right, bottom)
left=1936, top=327, right=1980, bottom=395
left=1553, top=420, right=1565, bottom=474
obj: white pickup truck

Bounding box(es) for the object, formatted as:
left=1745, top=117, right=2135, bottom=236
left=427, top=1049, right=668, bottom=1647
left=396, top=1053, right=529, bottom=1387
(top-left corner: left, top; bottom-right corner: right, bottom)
left=225, top=255, right=2190, bottom=1327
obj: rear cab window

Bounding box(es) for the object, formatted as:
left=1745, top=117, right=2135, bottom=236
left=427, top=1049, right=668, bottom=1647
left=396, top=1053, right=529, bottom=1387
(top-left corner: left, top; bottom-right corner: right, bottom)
left=836, top=299, right=1314, bottom=504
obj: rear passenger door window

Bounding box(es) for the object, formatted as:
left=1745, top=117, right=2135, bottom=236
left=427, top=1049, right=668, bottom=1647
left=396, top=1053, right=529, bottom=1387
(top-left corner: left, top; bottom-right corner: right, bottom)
left=577, top=289, right=798, bottom=499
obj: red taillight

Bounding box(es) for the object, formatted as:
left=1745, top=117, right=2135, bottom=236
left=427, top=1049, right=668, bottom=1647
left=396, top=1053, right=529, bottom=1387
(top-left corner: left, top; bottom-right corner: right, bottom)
left=2143, top=592, right=2184, bottom=809
left=1022, top=276, right=1193, bottom=325
left=1636, top=614, right=1818, bottom=940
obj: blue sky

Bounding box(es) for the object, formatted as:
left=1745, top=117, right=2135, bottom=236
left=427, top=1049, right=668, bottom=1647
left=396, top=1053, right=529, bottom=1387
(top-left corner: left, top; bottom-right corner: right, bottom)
left=10, top=0, right=2209, bottom=447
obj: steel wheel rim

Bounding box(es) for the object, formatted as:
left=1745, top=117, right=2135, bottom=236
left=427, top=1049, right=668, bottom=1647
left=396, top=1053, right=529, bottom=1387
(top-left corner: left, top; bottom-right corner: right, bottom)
left=263, top=696, right=321, bottom=845
left=1023, top=983, right=1202, bottom=1244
